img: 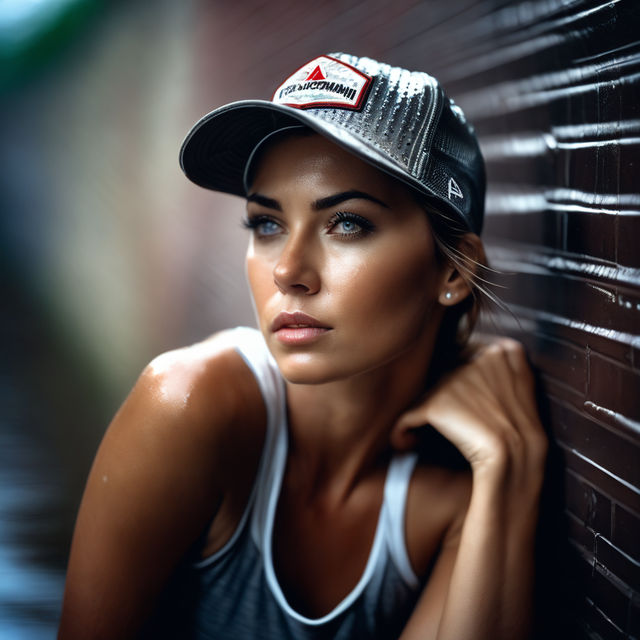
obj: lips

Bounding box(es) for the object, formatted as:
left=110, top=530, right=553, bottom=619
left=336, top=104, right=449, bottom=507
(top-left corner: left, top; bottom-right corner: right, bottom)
left=271, top=311, right=331, bottom=332
left=271, top=311, right=332, bottom=345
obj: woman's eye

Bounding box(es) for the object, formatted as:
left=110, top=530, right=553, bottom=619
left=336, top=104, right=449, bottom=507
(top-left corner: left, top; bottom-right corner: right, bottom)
left=242, top=216, right=282, bottom=237
left=335, top=219, right=359, bottom=234
left=328, top=212, right=375, bottom=237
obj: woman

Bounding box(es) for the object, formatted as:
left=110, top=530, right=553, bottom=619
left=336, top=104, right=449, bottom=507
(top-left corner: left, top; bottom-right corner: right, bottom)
left=59, top=54, right=547, bottom=639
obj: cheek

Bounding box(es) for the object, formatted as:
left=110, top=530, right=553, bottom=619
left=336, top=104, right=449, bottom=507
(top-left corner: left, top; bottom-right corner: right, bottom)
left=327, top=242, right=440, bottom=328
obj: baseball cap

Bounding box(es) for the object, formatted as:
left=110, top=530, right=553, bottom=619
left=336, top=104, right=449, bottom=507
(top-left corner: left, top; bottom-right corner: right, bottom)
left=180, top=53, right=485, bottom=234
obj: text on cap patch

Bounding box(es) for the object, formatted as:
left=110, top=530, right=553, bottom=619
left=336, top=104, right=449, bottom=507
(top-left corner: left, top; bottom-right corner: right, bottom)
left=272, top=55, right=372, bottom=111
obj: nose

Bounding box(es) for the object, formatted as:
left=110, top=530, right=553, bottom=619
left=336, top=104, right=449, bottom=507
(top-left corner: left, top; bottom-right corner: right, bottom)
left=273, top=231, right=321, bottom=295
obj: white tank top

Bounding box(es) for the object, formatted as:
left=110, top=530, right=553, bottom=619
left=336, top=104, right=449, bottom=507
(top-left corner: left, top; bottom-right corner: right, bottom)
left=144, top=327, right=421, bottom=639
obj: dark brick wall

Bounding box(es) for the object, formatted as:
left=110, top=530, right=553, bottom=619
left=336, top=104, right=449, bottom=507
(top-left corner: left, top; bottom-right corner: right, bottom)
left=194, top=1, right=639, bottom=637
left=422, top=3, right=640, bottom=638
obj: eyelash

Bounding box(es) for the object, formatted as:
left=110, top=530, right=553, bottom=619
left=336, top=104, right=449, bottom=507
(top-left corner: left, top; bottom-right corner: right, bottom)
left=241, top=215, right=279, bottom=234
left=242, top=211, right=376, bottom=239
left=326, top=211, right=376, bottom=238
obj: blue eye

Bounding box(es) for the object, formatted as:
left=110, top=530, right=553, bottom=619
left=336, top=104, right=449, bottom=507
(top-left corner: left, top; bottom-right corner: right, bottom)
left=328, top=212, right=375, bottom=237
left=242, top=215, right=282, bottom=237
left=336, top=219, right=359, bottom=233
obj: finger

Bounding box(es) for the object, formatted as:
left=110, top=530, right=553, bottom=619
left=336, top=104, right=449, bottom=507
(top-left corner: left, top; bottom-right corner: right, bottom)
left=500, top=339, right=536, bottom=407
left=498, top=340, right=544, bottom=438
left=483, top=341, right=546, bottom=466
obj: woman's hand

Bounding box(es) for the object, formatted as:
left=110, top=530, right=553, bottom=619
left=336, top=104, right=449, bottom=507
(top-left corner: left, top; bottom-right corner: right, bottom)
left=392, top=337, right=547, bottom=483
left=395, top=338, right=548, bottom=640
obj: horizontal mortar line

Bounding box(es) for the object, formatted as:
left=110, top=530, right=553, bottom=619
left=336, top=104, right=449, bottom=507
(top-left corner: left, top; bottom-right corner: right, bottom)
left=484, top=193, right=640, bottom=216
left=564, top=517, right=640, bottom=571
left=488, top=302, right=640, bottom=352
left=563, top=508, right=596, bottom=535
left=547, top=202, right=640, bottom=216
left=583, top=402, right=640, bottom=440
left=565, top=468, right=640, bottom=518
left=481, top=130, right=640, bottom=159
left=549, top=393, right=640, bottom=446
left=539, top=372, right=584, bottom=400
left=544, top=400, right=634, bottom=446
left=574, top=39, right=640, bottom=64
left=555, top=136, right=640, bottom=149
left=562, top=446, right=640, bottom=497
left=488, top=260, right=636, bottom=290
left=545, top=189, right=640, bottom=207
left=487, top=246, right=640, bottom=287
left=595, top=535, right=640, bottom=569
left=392, top=7, right=571, bottom=71
left=567, top=536, right=595, bottom=564
left=483, top=136, right=640, bottom=158
left=432, top=0, right=629, bottom=82
left=592, top=560, right=639, bottom=598
left=585, top=598, right=629, bottom=633
left=552, top=119, right=640, bottom=139
left=456, top=59, right=640, bottom=111
left=463, top=71, right=640, bottom=120
left=497, top=304, right=640, bottom=350
left=487, top=188, right=640, bottom=210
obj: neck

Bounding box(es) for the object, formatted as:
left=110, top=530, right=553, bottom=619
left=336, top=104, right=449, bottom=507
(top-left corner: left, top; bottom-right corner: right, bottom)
left=284, top=336, right=436, bottom=504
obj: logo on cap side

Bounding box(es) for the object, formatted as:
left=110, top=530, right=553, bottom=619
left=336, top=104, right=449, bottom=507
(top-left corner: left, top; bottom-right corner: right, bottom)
left=448, top=177, right=464, bottom=200
left=272, top=55, right=372, bottom=111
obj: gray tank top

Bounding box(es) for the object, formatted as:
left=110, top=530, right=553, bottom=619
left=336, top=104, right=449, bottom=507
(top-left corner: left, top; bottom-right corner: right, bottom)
left=145, top=327, right=421, bottom=639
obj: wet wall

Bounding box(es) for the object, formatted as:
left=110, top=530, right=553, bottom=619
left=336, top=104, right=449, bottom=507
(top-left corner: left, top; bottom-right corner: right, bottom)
left=1, top=0, right=638, bottom=638
left=414, top=2, right=640, bottom=638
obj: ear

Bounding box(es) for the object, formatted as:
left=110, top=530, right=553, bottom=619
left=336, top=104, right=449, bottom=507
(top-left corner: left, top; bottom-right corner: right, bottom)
left=437, top=233, right=485, bottom=307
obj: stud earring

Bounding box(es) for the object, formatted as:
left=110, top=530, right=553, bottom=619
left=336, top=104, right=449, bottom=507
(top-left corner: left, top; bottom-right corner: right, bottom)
left=445, top=291, right=453, bottom=300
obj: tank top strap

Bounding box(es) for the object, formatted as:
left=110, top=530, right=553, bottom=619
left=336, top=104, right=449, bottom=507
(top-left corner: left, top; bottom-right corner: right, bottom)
left=383, top=451, right=420, bottom=589
left=231, top=326, right=284, bottom=412
left=229, top=327, right=288, bottom=551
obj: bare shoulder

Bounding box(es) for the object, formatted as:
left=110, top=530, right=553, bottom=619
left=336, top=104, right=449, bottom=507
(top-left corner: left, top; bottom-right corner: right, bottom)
left=59, top=330, right=267, bottom=638
left=134, top=329, right=267, bottom=452
left=405, top=459, right=472, bottom=579
left=101, top=329, right=267, bottom=483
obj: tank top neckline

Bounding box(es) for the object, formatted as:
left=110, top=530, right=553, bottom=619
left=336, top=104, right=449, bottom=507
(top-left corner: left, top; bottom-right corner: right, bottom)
left=193, top=327, right=420, bottom=625
left=261, top=411, right=417, bottom=626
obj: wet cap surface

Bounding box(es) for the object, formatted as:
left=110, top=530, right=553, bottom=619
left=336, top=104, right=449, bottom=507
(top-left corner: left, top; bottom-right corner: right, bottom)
left=180, top=53, right=485, bottom=234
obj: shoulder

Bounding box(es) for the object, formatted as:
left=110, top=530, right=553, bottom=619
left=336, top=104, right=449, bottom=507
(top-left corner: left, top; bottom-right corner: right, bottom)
left=405, top=459, right=471, bottom=579
left=136, top=328, right=267, bottom=442
left=59, top=329, right=270, bottom=637
left=91, top=327, right=269, bottom=523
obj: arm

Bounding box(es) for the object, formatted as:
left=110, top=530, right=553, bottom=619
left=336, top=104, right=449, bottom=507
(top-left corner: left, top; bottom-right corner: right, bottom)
left=396, top=339, right=547, bottom=640
left=58, top=335, right=265, bottom=639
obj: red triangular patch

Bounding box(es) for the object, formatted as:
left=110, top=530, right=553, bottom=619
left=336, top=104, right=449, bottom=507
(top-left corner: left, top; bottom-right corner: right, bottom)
left=305, top=65, right=325, bottom=81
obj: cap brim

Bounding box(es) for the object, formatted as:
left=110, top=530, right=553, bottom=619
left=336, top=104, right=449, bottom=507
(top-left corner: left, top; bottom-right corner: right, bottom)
left=179, top=100, right=448, bottom=213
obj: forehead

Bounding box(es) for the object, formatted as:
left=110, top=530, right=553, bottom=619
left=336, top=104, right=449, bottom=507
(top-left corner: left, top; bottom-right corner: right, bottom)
left=249, top=132, right=416, bottom=205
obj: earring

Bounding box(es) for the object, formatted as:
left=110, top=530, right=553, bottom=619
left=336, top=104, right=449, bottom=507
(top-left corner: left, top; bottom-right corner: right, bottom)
left=445, top=291, right=453, bottom=300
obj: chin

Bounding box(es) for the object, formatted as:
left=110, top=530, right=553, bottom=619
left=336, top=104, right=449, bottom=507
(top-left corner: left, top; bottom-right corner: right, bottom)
left=274, top=357, right=341, bottom=386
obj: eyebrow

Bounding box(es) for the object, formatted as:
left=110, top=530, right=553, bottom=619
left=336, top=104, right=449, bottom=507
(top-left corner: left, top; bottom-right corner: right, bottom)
left=246, top=190, right=390, bottom=211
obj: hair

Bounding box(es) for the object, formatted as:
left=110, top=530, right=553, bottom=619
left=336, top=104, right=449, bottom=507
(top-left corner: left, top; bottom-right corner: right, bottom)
left=416, top=196, right=499, bottom=383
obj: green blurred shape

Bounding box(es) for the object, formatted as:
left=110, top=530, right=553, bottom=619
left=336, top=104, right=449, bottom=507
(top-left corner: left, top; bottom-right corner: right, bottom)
left=0, top=0, right=103, bottom=91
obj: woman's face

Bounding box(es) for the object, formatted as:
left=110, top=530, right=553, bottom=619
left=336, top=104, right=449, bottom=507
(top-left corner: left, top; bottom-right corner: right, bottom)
left=245, top=133, right=448, bottom=385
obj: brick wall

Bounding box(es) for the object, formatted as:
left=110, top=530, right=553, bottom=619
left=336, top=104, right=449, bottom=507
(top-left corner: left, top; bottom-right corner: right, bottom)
left=419, top=3, right=640, bottom=638
left=195, top=1, right=639, bottom=637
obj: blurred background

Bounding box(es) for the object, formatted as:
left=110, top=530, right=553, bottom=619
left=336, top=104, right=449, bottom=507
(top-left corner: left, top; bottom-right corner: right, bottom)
left=1, top=1, right=638, bottom=638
